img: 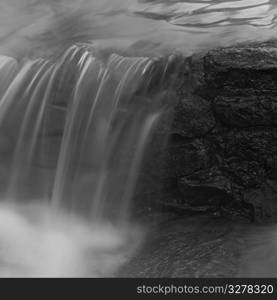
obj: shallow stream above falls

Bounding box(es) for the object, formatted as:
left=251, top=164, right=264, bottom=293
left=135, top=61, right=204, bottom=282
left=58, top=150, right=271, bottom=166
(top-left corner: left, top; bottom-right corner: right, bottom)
left=0, top=0, right=277, bottom=58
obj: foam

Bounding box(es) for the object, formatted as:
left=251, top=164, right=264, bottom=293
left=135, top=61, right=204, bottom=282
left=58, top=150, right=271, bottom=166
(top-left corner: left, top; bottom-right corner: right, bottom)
left=0, top=203, right=142, bottom=277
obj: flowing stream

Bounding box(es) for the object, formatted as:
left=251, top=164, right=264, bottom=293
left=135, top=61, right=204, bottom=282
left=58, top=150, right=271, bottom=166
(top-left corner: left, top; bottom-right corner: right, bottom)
left=0, top=0, right=276, bottom=277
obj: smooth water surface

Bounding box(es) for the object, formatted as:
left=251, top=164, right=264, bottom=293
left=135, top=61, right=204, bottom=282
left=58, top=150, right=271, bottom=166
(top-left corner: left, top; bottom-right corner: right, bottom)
left=0, top=0, right=276, bottom=57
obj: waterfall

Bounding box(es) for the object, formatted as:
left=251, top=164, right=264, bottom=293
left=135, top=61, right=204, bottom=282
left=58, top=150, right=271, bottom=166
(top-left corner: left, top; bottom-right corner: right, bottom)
left=0, top=44, right=166, bottom=276
left=0, top=45, right=162, bottom=219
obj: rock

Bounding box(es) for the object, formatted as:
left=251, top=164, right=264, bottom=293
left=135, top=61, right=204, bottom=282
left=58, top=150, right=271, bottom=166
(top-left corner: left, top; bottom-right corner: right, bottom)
left=243, top=180, right=277, bottom=222
left=172, top=95, right=215, bottom=138
left=224, top=161, right=265, bottom=189
left=178, top=167, right=232, bottom=208
left=205, top=47, right=277, bottom=72
left=213, top=94, right=277, bottom=128
left=222, top=129, right=277, bottom=172
left=165, top=138, right=211, bottom=178
left=206, top=47, right=277, bottom=128
left=163, top=40, right=277, bottom=221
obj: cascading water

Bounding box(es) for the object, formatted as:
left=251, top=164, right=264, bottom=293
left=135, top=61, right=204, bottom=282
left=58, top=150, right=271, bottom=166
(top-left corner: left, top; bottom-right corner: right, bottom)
left=1, top=0, right=277, bottom=278
left=0, top=44, right=167, bottom=277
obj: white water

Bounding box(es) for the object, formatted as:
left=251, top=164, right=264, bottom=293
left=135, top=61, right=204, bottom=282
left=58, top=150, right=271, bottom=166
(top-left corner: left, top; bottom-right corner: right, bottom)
left=0, top=203, right=142, bottom=277
left=0, top=45, right=161, bottom=276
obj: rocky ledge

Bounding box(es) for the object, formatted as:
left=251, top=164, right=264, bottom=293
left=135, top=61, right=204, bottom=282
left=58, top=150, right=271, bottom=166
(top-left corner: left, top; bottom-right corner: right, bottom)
left=158, top=40, right=277, bottom=222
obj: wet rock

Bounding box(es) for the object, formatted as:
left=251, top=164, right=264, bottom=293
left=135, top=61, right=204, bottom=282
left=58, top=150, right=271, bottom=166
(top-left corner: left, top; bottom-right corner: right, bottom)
left=222, top=129, right=277, bottom=163
left=205, top=47, right=277, bottom=73
left=165, top=138, right=211, bottom=178
left=213, top=94, right=277, bottom=128
left=178, top=167, right=232, bottom=208
left=243, top=180, right=277, bottom=222
left=224, top=160, right=265, bottom=189
left=164, top=41, right=277, bottom=221
left=172, top=95, right=215, bottom=138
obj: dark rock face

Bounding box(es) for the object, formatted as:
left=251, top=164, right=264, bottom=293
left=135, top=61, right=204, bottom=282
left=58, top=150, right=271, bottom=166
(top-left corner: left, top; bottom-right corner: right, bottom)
left=172, top=95, right=215, bottom=138
left=178, top=167, right=232, bottom=207
left=165, top=41, right=277, bottom=222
